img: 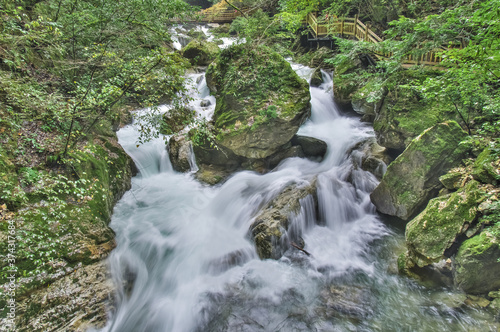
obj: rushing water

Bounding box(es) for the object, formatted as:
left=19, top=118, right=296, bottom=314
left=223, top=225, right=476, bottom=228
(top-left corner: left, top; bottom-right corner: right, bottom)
left=96, top=41, right=499, bottom=332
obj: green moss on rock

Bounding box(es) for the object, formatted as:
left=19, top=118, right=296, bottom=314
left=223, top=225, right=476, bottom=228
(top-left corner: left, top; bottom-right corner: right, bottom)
left=160, top=107, right=196, bottom=135
left=205, top=44, right=310, bottom=159
left=405, top=181, right=482, bottom=268
left=472, top=148, right=500, bottom=185
left=453, top=223, right=500, bottom=294
left=373, top=87, right=457, bottom=151
left=370, top=121, right=469, bottom=220
left=182, top=39, right=220, bottom=66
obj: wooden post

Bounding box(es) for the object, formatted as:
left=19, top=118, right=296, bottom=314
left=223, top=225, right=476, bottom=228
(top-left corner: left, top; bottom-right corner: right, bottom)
left=341, top=19, right=344, bottom=37
left=365, top=23, right=370, bottom=42
left=354, top=14, right=358, bottom=39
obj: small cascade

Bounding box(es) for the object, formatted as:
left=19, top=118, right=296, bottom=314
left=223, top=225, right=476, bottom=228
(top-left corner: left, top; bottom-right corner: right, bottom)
left=187, top=142, right=199, bottom=173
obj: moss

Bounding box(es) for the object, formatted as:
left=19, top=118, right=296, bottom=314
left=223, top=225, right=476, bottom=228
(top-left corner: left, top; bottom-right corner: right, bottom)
left=373, top=85, right=458, bottom=150
left=204, top=43, right=310, bottom=159
left=454, top=223, right=500, bottom=294
left=208, top=43, right=309, bottom=136
left=372, top=121, right=469, bottom=220
left=439, top=170, right=465, bottom=190
left=472, top=148, right=500, bottom=185
left=405, top=180, right=482, bottom=267
left=182, top=39, right=220, bottom=66
left=160, top=107, right=196, bottom=135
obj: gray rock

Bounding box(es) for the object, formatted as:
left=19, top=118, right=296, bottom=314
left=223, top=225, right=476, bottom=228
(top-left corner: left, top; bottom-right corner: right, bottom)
left=14, top=261, right=114, bottom=332
left=167, top=135, right=195, bottom=172
left=291, top=135, right=327, bottom=158
left=310, top=68, right=323, bottom=87
left=250, top=181, right=317, bottom=259
left=370, top=121, right=469, bottom=220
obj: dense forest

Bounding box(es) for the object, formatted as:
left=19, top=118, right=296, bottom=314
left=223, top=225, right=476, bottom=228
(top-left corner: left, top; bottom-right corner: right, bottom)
left=1, top=0, right=499, bottom=331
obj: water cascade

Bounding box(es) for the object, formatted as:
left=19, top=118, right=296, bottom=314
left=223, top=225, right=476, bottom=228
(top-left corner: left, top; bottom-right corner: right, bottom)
left=97, top=41, right=498, bottom=332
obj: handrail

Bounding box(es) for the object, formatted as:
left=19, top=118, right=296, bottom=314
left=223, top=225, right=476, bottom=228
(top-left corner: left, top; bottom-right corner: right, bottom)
left=306, top=12, right=459, bottom=66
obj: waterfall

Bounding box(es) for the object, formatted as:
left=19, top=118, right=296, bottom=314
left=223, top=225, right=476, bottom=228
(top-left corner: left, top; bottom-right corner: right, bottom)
left=95, top=30, right=499, bottom=332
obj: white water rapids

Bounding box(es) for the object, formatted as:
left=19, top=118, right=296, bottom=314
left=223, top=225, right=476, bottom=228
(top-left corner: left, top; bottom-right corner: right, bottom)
left=96, top=55, right=499, bottom=331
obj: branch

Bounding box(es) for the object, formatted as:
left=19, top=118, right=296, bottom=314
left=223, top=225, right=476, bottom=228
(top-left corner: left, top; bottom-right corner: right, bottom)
left=290, top=242, right=311, bottom=256
left=224, top=0, right=248, bottom=19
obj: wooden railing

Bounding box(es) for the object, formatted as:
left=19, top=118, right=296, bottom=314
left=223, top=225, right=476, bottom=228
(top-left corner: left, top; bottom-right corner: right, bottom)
left=306, top=12, right=456, bottom=66
left=198, top=6, right=244, bottom=23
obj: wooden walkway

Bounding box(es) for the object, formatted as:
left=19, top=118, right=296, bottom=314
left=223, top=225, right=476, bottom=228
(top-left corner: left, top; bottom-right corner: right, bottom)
left=198, top=6, right=242, bottom=23
left=306, top=12, right=463, bottom=66
left=192, top=7, right=460, bottom=66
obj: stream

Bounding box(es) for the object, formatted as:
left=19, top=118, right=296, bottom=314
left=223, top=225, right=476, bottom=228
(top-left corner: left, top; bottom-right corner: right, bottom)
left=96, top=29, right=498, bottom=332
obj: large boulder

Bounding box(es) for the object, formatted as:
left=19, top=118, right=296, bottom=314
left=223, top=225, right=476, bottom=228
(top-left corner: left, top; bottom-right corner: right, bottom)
left=205, top=44, right=311, bottom=160
left=453, top=223, right=500, bottom=294
left=370, top=121, right=469, bottom=220
left=250, top=181, right=317, bottom=259
left=373, top=88, right=457, bottom=151
left=182, top=39, right=219, bottom=66
left=404, top=181, right=482, bottom=269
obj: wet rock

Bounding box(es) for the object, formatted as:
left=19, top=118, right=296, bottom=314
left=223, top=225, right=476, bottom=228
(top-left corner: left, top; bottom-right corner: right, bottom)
left=370, top=121, right=469, bottom=221
left=206, top=44, right=310, bottom=160
left=453, top=223, right=500, bottom=294
left=350, top=138, right=390, bottom=180
left=167, top=134, right=194, bottom=172
left=317, top=285, right=373, bottom=320
left=194, top=164, right=232, bottom=185
left=310, top=68, right=323, bottom=87
left=465, top=295, right=491, bottom=308
left=266, top=145, right=304, bottom=168
left=351, top=77, right=386, bottom=121
left=291, top=135, right=327, bottom=159
left=200, top=99, right=211, bottom=107
left=16, top=261, right=115, bottom=332
left=250, top=181, right=317, bottom=259
left=182, top=39, right=219, bottom=66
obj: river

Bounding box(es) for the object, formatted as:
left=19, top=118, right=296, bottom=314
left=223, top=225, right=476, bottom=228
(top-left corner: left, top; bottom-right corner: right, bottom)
left=96, top=35, right=498, bottom=332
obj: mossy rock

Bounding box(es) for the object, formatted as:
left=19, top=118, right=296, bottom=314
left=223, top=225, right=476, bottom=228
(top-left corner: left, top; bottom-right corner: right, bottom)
left=351, top=76, right=386, bottom=119
left=373, top=88, right=457, bottom=151
left=453, top=223, right=500, bottom=294
left=332, top=56, right=363, bottom=105
left=205, top=44, right=310, bottom=159
left=439, top=170, right=466, bottom=190
left=182, top=39, right=220, bottom=66
left=405, top=181, right=482, bottom=268
left=370, top=121, right=469, bottom=220
left=160, top=107, right=196, bottom=135
left=472, top=147, right=500, bottom=185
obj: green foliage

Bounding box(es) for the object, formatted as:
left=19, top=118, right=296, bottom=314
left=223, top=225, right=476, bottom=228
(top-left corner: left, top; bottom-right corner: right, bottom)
left=189, top=118, right=217, bottom=147
left=384, top=0, right=500, bottom=136
left=259, top=105, right=278, bottom=119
